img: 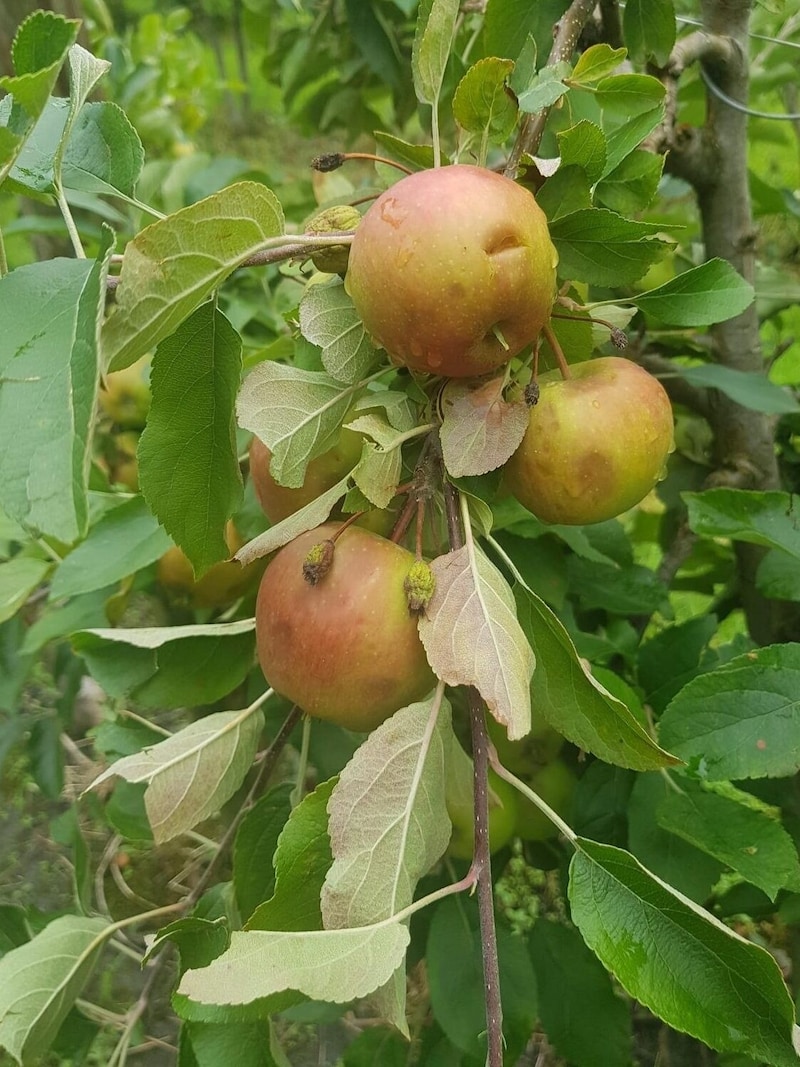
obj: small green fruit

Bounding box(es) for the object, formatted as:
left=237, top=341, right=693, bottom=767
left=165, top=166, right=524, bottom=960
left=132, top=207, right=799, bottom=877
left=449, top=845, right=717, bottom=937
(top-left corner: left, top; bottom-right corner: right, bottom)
left=514, top=760, right=576, bottom=842
left=305, top=205, right=361, bottom=275
left=447, top=770, right=519, bottom=860
left=404, top=559, right=435, bottom=615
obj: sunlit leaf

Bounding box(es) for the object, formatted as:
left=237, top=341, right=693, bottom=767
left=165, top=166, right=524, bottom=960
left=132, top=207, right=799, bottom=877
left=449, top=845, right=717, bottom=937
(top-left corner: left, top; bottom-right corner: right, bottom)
left=102, top=182, right=284, bottom=371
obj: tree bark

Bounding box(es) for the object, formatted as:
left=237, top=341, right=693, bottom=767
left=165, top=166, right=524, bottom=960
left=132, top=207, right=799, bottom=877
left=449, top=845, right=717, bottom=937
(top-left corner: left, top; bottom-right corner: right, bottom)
left=665, top=0, right=787, bottom=642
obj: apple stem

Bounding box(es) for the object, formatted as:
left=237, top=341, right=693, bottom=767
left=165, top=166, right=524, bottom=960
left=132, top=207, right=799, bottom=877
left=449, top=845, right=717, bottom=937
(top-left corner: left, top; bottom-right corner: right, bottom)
left=550, top=310, right=629, bottom=349
left=389, top=494, right=417, bottom=544
left=311, top=151, right=413, bottom=176
left=415, top=497, right=426, bottom=560
left=443, top=481, right=505, bottom=1067
left=542, top=322, right=572, bottom=380
left=331, top=510, right=369, bottom=542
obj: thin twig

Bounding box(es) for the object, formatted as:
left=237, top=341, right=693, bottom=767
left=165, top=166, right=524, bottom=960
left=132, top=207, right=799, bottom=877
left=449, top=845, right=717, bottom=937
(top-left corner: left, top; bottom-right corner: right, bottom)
left=505, top=0, right=597, bottom=179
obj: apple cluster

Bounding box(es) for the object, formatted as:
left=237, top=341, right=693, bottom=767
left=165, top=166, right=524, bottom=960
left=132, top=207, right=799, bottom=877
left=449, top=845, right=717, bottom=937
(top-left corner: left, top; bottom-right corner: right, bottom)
left=248, top=162, right=675, bottom=745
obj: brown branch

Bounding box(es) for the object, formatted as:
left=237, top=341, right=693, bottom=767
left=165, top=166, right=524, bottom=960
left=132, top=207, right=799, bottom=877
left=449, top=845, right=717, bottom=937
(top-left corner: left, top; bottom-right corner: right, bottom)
left=505, top=0, right=597, bottom=179
left=442, top=480, right=504, bottom=1067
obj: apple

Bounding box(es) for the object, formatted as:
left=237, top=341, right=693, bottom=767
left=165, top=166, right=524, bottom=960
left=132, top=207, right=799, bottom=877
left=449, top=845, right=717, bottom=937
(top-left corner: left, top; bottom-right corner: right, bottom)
left=249, top=431, right=363, bottom=524
left=447, top=770, right=518, bottom=860
left=255, top=523, right=435, bottom=731
left=158, top=520, right=265, bottom=608
left=99, top=356, right=151, bottom=429
left=504, top=356, right=674, bottom=525
left=487, top=716, right=564, bottom=774
left=345, top=164, right=557, bottom=378
left=513, top=760, right=576, bottom=842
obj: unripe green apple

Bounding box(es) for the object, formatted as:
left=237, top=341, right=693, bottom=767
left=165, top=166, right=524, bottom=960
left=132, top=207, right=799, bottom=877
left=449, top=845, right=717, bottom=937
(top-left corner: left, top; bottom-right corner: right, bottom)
left=255, top=524, right=435, bottom=731
left=514, top=760, right=576, bottom=842
left=249, top=431, right=363, bottom=524
left=98, top=357, right=151, bottom=429
left=305, top=204, right=361, bottom=275
left=447, top=770, right=519, bottom=860
left=345, top=165, right=557, bottom=378
left=504, top=356, right=674, bottom=525
left=158, top=521, right=265, bottom=608
left=487, top=716, right=564, bottom=774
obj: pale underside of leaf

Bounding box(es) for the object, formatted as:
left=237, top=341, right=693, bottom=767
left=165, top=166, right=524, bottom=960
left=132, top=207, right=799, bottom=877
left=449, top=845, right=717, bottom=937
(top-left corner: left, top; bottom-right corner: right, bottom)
left=178, top=925, right=411, bottom=1006
left=440, top=376, right=529, bottom=478
left=419, top=544, right=533, bottom=739
left=236, top=361, right=355, bottom=488
left=87, top=706, right=264, bottom=843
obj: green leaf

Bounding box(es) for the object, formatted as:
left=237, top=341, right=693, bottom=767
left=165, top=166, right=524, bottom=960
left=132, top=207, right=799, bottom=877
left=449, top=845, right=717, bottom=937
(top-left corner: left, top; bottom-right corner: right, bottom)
left=623, top=0, right=676, bottom=67
left=0, top=11, right=79, bottom=185
left=657, top=778, right=800, bottom=900
left=502, top=564, right=677, bottom=770
left=530, top=920, right=632, bottom=1067
left=672, top=364, right=798, bottom=415
left=0, top=558, right=50, bottom=625
left=628, top=259, right=756, bottom=326
left=247, top=777, right=336, bottom=933
left=88, top=704, right=265, bottom=844
left=536, top=165, right=593, bottom=221
left=427, top=895, right=537, bottom=1062
left=21, top=586, right=112, bottom=654
left=593, top=74, right=666, bottom=175
left=549, top=208, right=668, bottom=286
left=517, top=61, right=571, bottom=113
left=0, top=238, right=111, bottom=543
left=658, top=644, right=800, bottom=780
left=348, top=415, right=403, bottom=510
left=684, top=489, right=800, bottom=560
left=183, top=1020, right=289, bottom=1067
left=412, top=0, right=460, bottom=106
left=372, top=132, right=435, bottom=172
left=233, top=783, right=294, bottom=923
left=62, top=101, right=144, bottom=200
left=50, top=496, right=172, bottom=600
left=138, top=304, right=243, bottom=576
left=569, top=43, right=628, bottom=86
left=638, top=615, right=719, bottom=714
left=757, top=550, right=800, bottom=601
left=72, top=620, right=256, bottom=711
left=102, top=182, right=284, bottom=371
left=236, top=362, right=357, bottom=489
left=594, top=149, right=664, bottom=213
left=452, top=57, right=517, bottom=148
left=299, top=279, right=379, bottom=384
left=148, top=917, right=229, bottom=975
left=0, top=915, right=109, bottom=1066
left=569, top=840, right=800, bottom=1066
left=628, top=772, right=723, bottom=903
left=557, top=120, right=607, bottom=184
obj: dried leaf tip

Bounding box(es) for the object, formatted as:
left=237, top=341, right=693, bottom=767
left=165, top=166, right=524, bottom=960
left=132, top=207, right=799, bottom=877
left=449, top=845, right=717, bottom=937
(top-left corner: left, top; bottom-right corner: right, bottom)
left=404, top=560, right=435, bottom=615
left=303, top=539, right=335, bottom=585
